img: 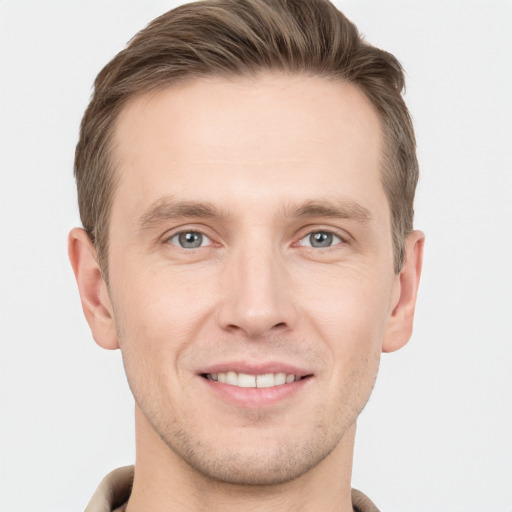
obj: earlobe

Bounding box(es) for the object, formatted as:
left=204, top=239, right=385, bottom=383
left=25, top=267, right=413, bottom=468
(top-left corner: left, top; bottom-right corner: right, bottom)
left=68, top=228, right=119, bottom=350
left=382, top=230, right=425, bottom=353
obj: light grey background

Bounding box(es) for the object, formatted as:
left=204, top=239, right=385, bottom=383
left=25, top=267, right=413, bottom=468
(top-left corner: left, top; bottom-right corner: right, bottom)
left=1, top=1, right=511, bottom=511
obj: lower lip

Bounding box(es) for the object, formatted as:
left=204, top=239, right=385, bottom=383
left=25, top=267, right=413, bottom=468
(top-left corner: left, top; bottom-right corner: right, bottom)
left=199, top=376, right=312, bottom=408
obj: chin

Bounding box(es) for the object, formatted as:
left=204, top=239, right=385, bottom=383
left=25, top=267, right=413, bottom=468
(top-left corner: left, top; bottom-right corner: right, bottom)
left=156, top=419, right=349, bottom=487
left=174, top=446, right=335, bottom=486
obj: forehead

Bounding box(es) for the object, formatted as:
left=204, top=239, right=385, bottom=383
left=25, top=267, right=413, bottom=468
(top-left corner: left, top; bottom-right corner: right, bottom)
left=110, top=72, right=385, bottom=219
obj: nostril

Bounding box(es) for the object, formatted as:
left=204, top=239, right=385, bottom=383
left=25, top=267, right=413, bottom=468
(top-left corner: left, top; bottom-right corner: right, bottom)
left=225, top=324, right=242, bottom=332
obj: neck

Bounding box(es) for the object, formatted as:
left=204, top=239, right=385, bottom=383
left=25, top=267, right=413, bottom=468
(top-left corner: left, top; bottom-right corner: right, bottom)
left=126, top=406, right=356, bottom=512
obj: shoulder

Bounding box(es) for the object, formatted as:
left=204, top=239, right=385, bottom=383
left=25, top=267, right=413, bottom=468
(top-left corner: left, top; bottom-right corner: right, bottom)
left=352, top=488, right=381, bottom=512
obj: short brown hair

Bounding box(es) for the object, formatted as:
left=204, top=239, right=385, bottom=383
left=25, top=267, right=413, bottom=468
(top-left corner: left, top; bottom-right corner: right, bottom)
left=75, top=0, right=418, bottom=280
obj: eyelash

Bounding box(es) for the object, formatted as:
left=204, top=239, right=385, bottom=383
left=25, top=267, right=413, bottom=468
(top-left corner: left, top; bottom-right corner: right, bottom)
left=164, top=227, right=348, bottom=251
left=166, top=230, right=213, bottom=249
left=297, top=230, right=345, bottom=249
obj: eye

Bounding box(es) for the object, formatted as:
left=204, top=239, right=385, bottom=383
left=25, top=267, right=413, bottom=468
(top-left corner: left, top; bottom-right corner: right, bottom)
left=299, top=230, right=343, bottom=248
left=168, top=231, right=212, bottom=249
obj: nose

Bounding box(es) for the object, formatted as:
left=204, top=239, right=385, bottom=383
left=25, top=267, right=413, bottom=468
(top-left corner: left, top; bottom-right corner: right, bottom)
left=216, top=243, right=298, bottom=339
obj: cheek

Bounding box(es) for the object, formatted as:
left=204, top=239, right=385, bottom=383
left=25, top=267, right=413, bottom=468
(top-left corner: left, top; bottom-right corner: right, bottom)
left=297, top=264, right=392, bottom=335
left=112, top=260, right=214, bottom=337
left=294, top=265, right=392, bottom=379
left=109, top=262, right=222, bottom=394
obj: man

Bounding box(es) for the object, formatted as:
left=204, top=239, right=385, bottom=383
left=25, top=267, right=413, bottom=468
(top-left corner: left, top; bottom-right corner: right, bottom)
left=68, top=0, right=424, bottom=510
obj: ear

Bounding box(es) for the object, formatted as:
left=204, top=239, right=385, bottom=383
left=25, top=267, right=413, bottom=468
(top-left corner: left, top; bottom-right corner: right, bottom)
left=382, top=230, right=425, bottom=353
left=68, top=227, right=119, bottom=350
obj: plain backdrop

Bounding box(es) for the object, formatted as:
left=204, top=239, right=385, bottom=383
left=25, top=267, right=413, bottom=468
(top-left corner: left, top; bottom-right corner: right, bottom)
left=0, top=1, right=511, bottom=511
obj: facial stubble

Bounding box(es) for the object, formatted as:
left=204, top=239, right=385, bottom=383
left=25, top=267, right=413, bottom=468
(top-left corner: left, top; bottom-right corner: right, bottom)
left=119, top=332, right=381, bottom=487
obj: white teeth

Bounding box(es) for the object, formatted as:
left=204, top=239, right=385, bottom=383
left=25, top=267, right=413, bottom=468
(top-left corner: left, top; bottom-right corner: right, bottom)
left=226, top=371, right=238, bottom=386
left=237, top=373, right=257, bottom=388
left=274, top=372, right=286, bottom=386
left=256, top=373, right=274, bottom=388
left=209, top=372, right=298, bottom=388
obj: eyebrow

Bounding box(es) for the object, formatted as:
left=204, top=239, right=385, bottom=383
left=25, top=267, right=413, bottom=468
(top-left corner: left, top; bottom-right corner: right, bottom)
left=138, top=198, right=226, bottom=231
left=284, top=199, right=372, bottom=223
left=138, top=196, right=371, bottom=231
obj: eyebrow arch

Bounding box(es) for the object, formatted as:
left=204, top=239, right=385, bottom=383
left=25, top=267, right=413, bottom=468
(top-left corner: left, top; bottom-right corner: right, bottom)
left=285, top=199, right=372, bottom=223
left=138, top=198, right=227, bottom=231
left=138, top=196, right=371, bottom=231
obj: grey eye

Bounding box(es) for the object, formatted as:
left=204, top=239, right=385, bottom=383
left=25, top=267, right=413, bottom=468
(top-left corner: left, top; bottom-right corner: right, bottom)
left=300, top=231, right=342, bottom=248
left=169, top=231, right=211, bottom=249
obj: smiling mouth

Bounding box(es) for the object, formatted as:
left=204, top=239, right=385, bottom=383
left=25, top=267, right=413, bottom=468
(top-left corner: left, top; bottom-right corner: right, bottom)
left=201, top=372, right=312, bottom=388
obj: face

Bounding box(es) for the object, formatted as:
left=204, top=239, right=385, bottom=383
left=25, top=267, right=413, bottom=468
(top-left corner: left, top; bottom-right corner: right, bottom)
left=106, top=73, right=401, bottom=485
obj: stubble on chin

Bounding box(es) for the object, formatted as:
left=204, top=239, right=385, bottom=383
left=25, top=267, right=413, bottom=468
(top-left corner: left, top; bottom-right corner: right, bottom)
left=124, top=334, right=381, bottom=487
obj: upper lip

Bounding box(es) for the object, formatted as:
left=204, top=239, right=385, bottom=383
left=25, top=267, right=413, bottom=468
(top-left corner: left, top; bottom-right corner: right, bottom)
left=198, top=361, right=312, bottom=378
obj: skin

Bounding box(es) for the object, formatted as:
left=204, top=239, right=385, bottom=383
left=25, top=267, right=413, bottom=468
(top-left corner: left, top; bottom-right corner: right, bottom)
left=69, top=72, right=424, bottom=512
